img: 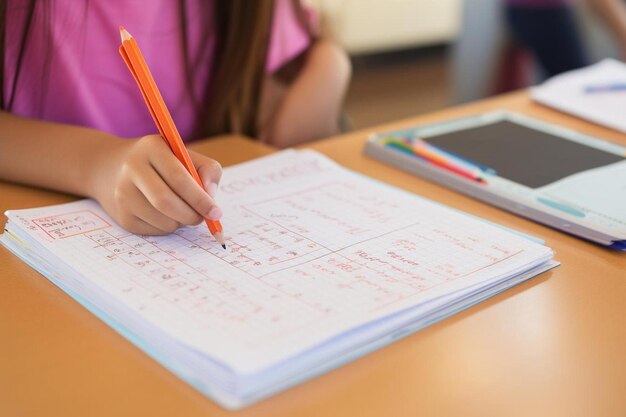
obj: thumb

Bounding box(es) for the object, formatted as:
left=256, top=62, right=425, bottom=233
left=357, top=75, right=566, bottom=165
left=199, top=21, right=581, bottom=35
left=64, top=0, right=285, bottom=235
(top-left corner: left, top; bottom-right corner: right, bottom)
left=189, top=150, right=222, bottom=198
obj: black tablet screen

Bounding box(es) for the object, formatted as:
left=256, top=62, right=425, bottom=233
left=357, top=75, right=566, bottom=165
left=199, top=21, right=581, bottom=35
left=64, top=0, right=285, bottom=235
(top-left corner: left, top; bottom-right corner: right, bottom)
left=424, top=121, right=624, bottom=188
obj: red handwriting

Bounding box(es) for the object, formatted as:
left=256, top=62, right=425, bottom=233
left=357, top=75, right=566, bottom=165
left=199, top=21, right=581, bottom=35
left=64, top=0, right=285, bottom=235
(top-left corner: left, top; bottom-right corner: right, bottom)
left=33, top=210, right=111, bottom=239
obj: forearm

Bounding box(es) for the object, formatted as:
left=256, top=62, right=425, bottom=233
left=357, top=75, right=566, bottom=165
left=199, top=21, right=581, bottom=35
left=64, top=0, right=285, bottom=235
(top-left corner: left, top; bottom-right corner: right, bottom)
left=587, top=0, right=626, bottom=49
left=0, top=111, right=127, bottom=197
left=261, top=40, right=351, bottom=147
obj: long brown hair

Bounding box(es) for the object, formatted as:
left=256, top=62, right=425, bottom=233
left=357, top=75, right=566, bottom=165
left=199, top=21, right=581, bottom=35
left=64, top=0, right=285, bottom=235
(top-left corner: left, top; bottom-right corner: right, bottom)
left=0, top=0, right=311, bottom=139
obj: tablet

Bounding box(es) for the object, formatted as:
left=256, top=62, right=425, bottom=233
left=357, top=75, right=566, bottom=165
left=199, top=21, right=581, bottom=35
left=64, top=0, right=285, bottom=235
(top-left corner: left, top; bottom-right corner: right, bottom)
left=364, top=111, right=626, bottom=248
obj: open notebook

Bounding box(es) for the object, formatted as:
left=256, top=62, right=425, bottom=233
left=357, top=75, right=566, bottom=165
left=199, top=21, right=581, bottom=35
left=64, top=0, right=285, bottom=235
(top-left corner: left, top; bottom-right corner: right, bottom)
left=1, top=150, right=557, bottom=409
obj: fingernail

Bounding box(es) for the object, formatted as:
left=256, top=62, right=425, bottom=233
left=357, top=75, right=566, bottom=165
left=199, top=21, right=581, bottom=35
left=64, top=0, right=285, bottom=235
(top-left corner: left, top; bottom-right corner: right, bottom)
left=207, top=182, right=218, bottom=198
left=208, top=206, right=222, bottom=220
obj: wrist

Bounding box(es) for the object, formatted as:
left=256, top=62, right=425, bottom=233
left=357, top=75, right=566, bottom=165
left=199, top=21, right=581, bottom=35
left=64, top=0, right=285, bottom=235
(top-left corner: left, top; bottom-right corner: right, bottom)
left=81, top=134, right=131, bottom=200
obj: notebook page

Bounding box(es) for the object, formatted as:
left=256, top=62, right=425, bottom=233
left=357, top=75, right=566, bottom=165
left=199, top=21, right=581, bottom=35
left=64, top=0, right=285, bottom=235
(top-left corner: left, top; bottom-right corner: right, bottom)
left=4, top=150, right=552, bottom=373
left=531, top=59, right=626, bottom=133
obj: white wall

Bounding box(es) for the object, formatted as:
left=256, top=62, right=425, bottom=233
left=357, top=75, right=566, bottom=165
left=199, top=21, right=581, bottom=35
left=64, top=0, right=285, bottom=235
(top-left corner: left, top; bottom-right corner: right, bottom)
left=307, top=0, right=462, bottom=54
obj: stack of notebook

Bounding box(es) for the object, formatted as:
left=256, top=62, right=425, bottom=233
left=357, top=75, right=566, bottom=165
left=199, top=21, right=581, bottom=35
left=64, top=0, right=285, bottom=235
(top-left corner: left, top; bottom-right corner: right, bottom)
left=1, top=150, right=557, bottom=409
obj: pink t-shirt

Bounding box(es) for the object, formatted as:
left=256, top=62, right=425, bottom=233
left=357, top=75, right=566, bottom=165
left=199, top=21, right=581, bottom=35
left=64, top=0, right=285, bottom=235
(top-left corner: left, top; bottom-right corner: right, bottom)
left=4, top=0, right=313, bottom=140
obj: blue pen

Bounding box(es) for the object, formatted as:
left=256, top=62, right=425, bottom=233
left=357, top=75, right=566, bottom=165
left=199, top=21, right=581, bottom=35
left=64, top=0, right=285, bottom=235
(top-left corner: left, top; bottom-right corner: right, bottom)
left=583, top=83, right=626, bottom=93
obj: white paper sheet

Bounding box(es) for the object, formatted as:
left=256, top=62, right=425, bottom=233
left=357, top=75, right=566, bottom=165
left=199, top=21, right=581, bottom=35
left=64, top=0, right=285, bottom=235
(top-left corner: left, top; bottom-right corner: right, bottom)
left=532, top=59, right=626, bottom=134
left=2, top=150, right=554, bottom=377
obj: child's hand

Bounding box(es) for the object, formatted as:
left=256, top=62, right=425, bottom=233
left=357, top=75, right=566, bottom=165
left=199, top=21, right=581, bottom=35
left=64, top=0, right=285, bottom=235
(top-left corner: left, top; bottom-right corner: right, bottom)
left=92, top=134, right=222, bottom=235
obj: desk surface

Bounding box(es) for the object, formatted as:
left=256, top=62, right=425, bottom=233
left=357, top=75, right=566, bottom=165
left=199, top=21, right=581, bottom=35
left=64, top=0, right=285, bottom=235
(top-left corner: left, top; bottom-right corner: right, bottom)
left=2, top=92, right=625, bottom=417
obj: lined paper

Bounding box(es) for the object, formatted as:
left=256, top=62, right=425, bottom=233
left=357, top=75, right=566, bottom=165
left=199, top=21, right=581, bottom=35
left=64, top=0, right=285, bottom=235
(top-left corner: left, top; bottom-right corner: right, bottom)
left=4, top=150, right=553, bottom=374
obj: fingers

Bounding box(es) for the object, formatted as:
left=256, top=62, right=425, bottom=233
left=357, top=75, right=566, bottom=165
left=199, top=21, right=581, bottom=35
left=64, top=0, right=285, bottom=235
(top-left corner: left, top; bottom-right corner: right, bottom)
left=131, top=162, right=205, bottom=226
left=189, top=150, right=222, bottom=197
left=149, top=144, right=222, bottom=220
left=125, top=184, right=184, bottom=233
left=105, top=135, right=225, bottom=236
left=124, top=215, right=172, bottom=236
left=111, top=178, right=183, bottom=235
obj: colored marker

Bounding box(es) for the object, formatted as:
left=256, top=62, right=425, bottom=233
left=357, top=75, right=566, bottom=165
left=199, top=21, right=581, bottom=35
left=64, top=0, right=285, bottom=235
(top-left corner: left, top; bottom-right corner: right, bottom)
left=410, top=140, right=483, bottom=177
left=406, top=137, right=497, bottom=175
left=384, top=139, right=422, bottom=158
left=384, top=139, right=484, bottom=184
left=409, top=143, right=484, bottom=182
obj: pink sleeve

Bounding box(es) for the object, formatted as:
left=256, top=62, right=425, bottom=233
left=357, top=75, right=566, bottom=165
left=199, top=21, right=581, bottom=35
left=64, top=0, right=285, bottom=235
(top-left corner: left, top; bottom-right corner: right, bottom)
left=265, top=0, right=318, bottom=73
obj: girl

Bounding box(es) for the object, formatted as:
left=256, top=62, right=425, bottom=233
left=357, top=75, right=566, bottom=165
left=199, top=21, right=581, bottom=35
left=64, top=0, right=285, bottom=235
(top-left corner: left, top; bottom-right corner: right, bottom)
left=0, top=0, right=351, bottom=235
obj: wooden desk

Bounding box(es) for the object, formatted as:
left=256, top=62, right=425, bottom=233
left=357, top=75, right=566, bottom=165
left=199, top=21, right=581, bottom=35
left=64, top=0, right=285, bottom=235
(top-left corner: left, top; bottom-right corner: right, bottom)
left=2, top=92, right=625, bottom=417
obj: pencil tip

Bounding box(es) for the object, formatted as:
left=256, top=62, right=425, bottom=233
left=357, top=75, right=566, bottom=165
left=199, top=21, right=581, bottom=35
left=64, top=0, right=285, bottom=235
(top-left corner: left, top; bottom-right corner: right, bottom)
left=213, top=231, right=226, bottom=249
left=119, top=26, right=131, bottom=42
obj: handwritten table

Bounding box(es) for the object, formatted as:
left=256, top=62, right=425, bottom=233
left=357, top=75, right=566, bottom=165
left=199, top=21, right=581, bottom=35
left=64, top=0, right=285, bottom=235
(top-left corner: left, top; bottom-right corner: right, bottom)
left=2, top=92, right=625, bottom=416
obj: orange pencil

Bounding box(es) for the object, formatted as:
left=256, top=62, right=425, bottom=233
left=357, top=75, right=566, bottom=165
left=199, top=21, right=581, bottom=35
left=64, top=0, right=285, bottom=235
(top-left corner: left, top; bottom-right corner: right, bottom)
left=118, top=27, right=226, bottom=248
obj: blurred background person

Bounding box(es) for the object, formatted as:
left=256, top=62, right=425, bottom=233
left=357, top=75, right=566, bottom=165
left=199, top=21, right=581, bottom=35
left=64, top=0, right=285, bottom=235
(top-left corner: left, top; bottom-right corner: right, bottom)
left=504, top=0, right=626, bottom=79
left=505, top=0, right=589, bottom=78
left=453, top=0, right=626, bottom=102
left=305, top=0, right=626, bottom=129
